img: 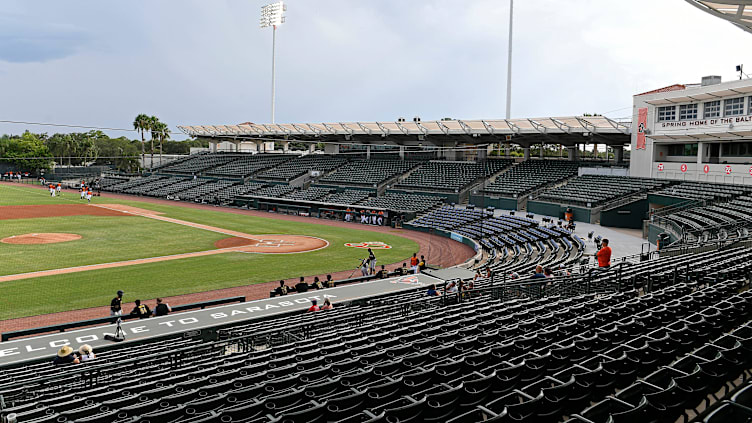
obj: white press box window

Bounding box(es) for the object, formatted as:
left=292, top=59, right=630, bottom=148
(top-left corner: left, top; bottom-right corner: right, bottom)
left=703, top=100, right=720, bottom=118
left=679, top=104, right=698, bottom=120
left=724, top=97, right=744, bottom=117
left=657, top=105, right=676, bottom=122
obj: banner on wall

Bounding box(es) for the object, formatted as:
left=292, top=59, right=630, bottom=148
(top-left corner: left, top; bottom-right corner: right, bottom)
left=636, top=108, right=648, bottom=150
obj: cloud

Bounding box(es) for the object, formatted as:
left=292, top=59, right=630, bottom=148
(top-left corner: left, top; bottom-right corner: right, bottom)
left=0, top=15, right=92, bottom=63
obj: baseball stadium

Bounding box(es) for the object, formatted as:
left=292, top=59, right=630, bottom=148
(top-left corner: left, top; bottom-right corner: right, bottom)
left=1, top=1, right=752, bottom=423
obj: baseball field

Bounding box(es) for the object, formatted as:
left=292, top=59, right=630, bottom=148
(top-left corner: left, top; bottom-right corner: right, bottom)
left=0, top=183, right=420, bottom=321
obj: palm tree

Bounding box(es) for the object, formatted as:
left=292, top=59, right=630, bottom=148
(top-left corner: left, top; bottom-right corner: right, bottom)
left=133, top=114, right=151, bottom=172
left=149, top=116, right=159, bottom=171
left=154, top=121, right=171, bottom=167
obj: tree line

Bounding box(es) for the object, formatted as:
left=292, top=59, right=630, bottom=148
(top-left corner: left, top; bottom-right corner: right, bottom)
left=0, top=116, right=208, bottom=172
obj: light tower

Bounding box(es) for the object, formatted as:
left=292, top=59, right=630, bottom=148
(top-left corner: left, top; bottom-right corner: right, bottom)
left=260, top=1, right=286, bottom=124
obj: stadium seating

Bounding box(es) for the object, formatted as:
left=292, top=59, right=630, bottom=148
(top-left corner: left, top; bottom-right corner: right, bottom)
left=282, top=187, right=335, bottom=202
left=482, top=160, right=579, bottom=197
left=1, top=245, right=749, bottom=423
left=318, top=159, right=420, bottom=187
left=654, top=181, right=751, bottom=202
left=537, top=175, right=671, bottom=207
left=394, top=159, right=513, bottom=192
left=198, top=182, right=268, bottom=204
left=320, top=190, right=372, bottom=206
left=207, top=155, right=292, bottom=178
left=358, top=192, right=445, bottom=213
left=410, top=206, right=583, bottom=274
left=256, top=155, right=349, bottom=182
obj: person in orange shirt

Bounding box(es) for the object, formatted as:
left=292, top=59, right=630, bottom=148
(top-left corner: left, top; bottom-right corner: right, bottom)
left=49, top=184, right=56, bottom=197
left=56, top=183, right=62, bottom=195
left=410, top=253, right=419, bottom=274
left=86, top=188, right=93, bottom=203
left=595, top=239, right=612, bottom=268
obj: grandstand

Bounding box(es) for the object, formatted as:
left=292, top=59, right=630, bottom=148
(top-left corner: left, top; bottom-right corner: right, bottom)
left=393, top=159, right=512, bottom=193
left=256, top=155, right=349, bottom=182
left=0, top=244, right=749, bottom=423
left=537, top=175, right=671, bottom=207
left=481, top=160, right=579, bottom=198
left=318, top=159, right=420, bottom=188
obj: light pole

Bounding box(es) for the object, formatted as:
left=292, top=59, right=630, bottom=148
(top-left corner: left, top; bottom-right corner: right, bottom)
left=260, top=1, right=286, bottom=124
left=505, top=0, right=513, bottom=120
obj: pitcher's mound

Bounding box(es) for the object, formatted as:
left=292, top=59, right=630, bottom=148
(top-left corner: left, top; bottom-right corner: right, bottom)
left=215, top=235, right=328, bottom=253
left=1, top=233, right=82, bottom=245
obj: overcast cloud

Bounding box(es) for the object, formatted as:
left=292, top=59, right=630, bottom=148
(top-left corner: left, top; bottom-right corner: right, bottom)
left=1, top=0, right=751, bottom=139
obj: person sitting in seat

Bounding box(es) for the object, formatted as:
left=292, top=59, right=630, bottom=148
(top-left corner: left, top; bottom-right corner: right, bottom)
left=376, top=265, right=389, bottom=279
left=320, top=298, right=334, bottom=310
left=445, top=280, right=459, bottom=294
left=308, top=299, right=320, bottom=312
left=474, top=269, right=482, bottom=281
left=53, top=346, right=79, bottom=365
left=78, top=345, right=96, bottom=362
left=153, top=298, right=171, bottom=317
left=276, top=280, right=293, bottom=296
left=311, top=276, right=325, bottom=290
left=427, top=284, right=441, bottom=296
left=398, top=263, right=409, bottom=275
left=324, top=274, right=334, bottom=288
left=295, top=276, right=309, bottom=293
left=530, top=265, right=546, bottom=279
left=130, top=299, right=151, bottom=319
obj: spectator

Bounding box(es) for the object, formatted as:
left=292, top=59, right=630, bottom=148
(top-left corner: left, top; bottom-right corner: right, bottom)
left=153, top=298, right=171, bottom=317
left=510, top=272, right=520, bottom=280
left=419, top=255, right=426, bottom=271
left=130, top=299, right=151, bottom=319
left=596, top=239, right=612, bottom=268
left=295, top=277, right=309, bottom=293
left=544, top=267, right=554, bottom=278
left=557, top=264, right=571, bottom=277
left=445, top=280, right=458, bottom=294
left=474, top=270, right=482, bottom=281
left=78, top=345, right=96, bottom=362
left=530, top=265, right=546, bottom=279
left=321, top=298, right=334, bottom=310
left=110, top=290, right=124, bottom=317
left=308, top=299, right=320, bottom=312
left=410, top=253, right=419, bottom=274
left=324, top=274, right=334, bottom=288
left=376, top=265, right=388, bottom=279
left=53, top=346, right=79, bottom=365
left=427, top=284, right=441, bottom=296
left=311, top=276, right=324, bottom=290
left=485, top=267, right=492, bottom=278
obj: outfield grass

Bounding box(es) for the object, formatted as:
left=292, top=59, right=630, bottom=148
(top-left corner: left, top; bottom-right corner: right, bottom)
left=0, top=184, right=419, bottom=320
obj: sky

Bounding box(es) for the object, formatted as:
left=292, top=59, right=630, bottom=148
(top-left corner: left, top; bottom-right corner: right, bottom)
left=1, top=0, right=752, bottom=140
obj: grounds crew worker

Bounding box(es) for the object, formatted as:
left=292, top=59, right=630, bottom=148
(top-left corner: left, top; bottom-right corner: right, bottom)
left=110, top=290, right=124, bottom=316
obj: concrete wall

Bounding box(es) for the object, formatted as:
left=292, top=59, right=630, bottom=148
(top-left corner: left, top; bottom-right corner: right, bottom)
left=526, top=201, right=591, bottom=223
left=469, top=195, right=518, bottom=211
left=600, top=198, right=648, bottom=229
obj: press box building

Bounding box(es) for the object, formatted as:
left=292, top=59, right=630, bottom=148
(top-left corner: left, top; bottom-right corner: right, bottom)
left=630, top=76, right=752, bottom=185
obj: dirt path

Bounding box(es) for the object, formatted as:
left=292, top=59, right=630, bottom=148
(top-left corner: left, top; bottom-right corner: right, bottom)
left=0, top=182, right=476, bottom=333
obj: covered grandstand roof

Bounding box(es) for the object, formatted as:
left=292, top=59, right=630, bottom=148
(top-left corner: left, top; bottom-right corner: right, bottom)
left=686, top=1, right=752, bottom=34
left=178, top=115, right=631, bottom=147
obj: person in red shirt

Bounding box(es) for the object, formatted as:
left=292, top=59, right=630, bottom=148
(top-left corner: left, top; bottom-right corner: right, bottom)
left=596, top=239, right=612, bottom=268
left=307, top=299, right=320, bottom=312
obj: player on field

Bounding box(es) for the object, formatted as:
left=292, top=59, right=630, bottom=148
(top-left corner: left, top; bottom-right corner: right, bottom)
left=86, top=188, right=93, bottom=203
left=56, top=183, right=62, bottom=195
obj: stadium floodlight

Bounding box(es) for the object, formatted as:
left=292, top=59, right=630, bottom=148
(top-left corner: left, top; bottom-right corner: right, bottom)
left=260, top=1, right=286, bottom=124
left=506, top=0, right=513, bottom=119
